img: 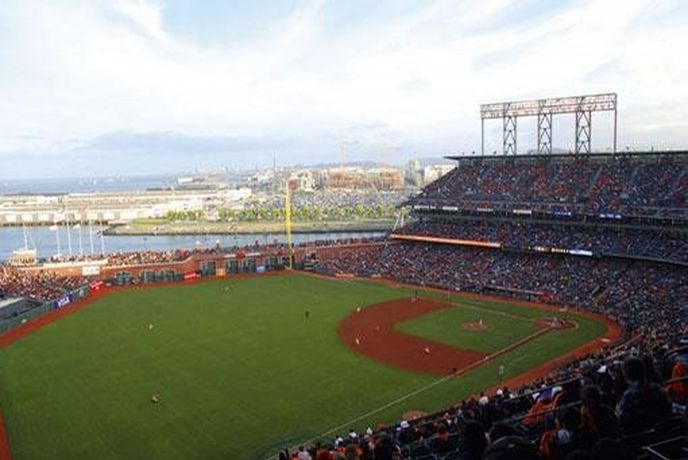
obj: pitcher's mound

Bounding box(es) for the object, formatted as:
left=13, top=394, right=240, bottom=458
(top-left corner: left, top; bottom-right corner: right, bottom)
left=462, top=321, right=488, bottom=331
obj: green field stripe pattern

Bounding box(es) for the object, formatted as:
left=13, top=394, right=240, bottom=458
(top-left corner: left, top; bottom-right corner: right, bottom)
left=0, top=275, right=607, bottom=460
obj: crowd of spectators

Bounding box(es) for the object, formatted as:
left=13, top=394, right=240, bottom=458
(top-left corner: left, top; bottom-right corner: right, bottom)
left=280, top=292, right=688, bottom=460
left=301, top=155, right=688, bottom=458
left=314, top=245, right=385, bottom=276
left=42, top=247, right=223, bottom=266
left=0, top=268, right=85, bottom=303
left=309, top=171, right=687, bottom=458
left=316, top=241, right=687, bottom=334
left=411, top=154, right=687, bottom=219
left=104, top=248, right=202, bottom=266
left=394, top=219, right=688, bottom=264
left=280, top=316, right=686, bottom=460
left=37, top=237, right=383, bottom=268
left=307, top=239, right=687, bottom=458
left=2, top=237, right=384, bottom=303
left=296, top=236, right=386, bottom=248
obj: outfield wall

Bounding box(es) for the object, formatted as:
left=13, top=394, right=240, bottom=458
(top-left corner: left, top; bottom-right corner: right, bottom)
left=19, top=242, right=388, bottom=279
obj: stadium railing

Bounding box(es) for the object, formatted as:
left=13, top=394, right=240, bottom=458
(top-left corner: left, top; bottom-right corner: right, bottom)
left=0, top=284, right=90, bottom=335
left=0, top=302, right=53, bottom=334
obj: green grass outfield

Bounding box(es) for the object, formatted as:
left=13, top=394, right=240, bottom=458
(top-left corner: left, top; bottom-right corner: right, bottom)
left=0, top=274, right=607, bottom=459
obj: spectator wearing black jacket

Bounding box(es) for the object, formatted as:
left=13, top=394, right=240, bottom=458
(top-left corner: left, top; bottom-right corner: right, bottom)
left=616, top=357, right=671, bottom=433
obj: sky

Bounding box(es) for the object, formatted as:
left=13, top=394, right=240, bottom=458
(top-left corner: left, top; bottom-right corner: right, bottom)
left=0, top=0, right=687, bottom=179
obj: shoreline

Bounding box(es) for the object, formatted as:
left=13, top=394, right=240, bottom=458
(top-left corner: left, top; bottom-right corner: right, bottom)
left=102, top=219, right=395, bottom=236
left=0, top=220, right=395, bottom=236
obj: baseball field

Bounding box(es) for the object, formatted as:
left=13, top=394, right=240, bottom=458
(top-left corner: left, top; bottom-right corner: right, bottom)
left=0, top=273, right=617, bottom=459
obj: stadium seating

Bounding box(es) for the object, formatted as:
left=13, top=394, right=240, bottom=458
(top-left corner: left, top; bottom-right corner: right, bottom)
left=0, top=238, right=382, bottom=303
left=393, top=219, right=688, bottom=264
left=0, top=269, right=85, bottom=302
left=304, top=153, right=687, bottom=459
left=278, top=336, right=687, bottom=460
left=410, top=152, right=688, bottom=219
left=308, top=240, right=687, bottom=458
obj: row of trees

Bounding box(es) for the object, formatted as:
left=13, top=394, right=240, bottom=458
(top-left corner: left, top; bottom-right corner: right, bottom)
left=216, top=204, right=396, bottom=222
left=164, top=210, right=205, bottom=221
left=164, top=205, right=397, bottom=222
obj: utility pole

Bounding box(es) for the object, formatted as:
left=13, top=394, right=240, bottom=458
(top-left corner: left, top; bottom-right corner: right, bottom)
left=284, top=181, right=293, bottom=269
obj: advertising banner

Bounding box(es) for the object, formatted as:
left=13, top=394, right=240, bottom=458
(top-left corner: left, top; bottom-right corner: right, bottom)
left=54, top=296, right=71, bottom=309
left=90, top=280, right=104, bottom=291
left=82, top=265, right=101, bottom=276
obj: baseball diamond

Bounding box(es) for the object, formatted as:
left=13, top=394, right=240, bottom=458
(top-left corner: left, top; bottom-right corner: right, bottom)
left=0, top=273, right=618, bottom=459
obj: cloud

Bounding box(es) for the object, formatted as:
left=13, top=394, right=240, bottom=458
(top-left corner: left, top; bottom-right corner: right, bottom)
left=110, top=0, right=169, bottom=42
left=75, top=131, right=305, bottom=155
left=0, top=0, right=686, bottom=178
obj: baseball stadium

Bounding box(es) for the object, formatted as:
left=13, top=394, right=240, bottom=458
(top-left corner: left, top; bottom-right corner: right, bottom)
left=2, top=109, right=687, bottom=460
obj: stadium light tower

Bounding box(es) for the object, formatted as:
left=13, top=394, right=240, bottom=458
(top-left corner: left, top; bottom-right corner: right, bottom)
left=480, top=93, right=618, bottom=155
